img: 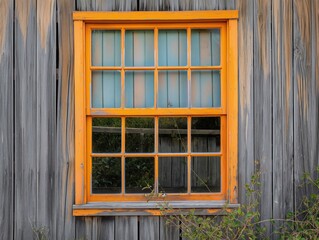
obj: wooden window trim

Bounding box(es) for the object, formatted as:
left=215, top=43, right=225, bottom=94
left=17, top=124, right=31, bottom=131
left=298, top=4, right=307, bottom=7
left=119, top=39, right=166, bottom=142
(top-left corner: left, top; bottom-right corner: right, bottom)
left=73, top=11, right=238, bottom=216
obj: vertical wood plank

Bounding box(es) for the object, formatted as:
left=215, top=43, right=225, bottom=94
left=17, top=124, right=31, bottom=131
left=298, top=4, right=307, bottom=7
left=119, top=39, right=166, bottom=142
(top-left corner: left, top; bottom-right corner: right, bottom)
left=293, top=0, right=319, bottom=208
left=237, top=0, right=255, bottom=204
left=36, top=0, right=57, bottom=237
left=159, top=217, right=180, bottom=240
left=272, top=0, right=294, bottom=235
left=55, top=0, right=76, bottom=239
left=15, top=0, right=38, bottom=239
left=77, top=0, right=137, bottom=11
left=139, top=216, right=160, bottom=240
left=115, top=216, right=138, bottom=240
left=254, top=0, right=273, bottom=235
left=75, top=217, right=93, bottom=240
left=92, top=217, right=115, bottom=240
left=0, top=0, right=13, bottom=239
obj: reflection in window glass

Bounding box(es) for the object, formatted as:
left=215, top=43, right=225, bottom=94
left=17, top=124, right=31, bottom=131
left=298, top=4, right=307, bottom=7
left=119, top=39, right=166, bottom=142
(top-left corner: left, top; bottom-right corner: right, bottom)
left=92, top=118, right=121, bottom=153
left=191, top=157, right=220, bottom=193
left=125, top=71, right=154, bottom=108
left=126, top=118, right=154, bottom=153
left=191, top=117, right=220, bottom=152
left=125, top=30, right=154, bottom=66
left=125, top=158, right=154, bottom=193
left=92, top=157, right=121, bottom=194
left=158, top=30, right=187, bottom=66
left=191, top=70, right=220, bottom=108
left=92, top=30, right=121, bottom=66
left=158, top=157, right=187, bottom=193
left=191, top=29, right=220, bottom=66
left=158, top=71, right=187, bottom=108
left=92, top=71, right=121, bottom=108
left=159, top=117, right=187, bottom=153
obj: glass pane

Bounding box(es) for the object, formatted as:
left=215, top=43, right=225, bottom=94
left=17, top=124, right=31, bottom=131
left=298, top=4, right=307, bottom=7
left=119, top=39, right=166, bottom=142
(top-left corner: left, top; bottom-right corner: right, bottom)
left=92, top=157, right=121, bottom=194
left=125, top=71, right=154, bottom=108
left=125, top=30, right=154, bottom=66
left=158, top=71, right=187, bottom=108
left=125, top=157, right=154, bottom=193
left=92, top=71, right=121, bottom=108
left=92, top=30, right=121, bottom=66
left=191, top=70, right=220, bottom=108
left=159, top=117, right=187, bottom=153
left=158, top=157, right=187, bottom=193
left=191, top=117, right=220, bottom=152
left=92, top=118, right=121, bottom=153
left=191, top=29, right=220, bottom=66
left=191, top=157, right=220, bottom=193
left=126, top=118, right=154, bottom=153
left=158, top=30, right=187, bottom=66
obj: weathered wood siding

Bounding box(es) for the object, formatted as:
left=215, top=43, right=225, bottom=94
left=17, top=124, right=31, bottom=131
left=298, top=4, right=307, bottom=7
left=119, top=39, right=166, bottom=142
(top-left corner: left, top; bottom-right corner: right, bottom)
left=0, top=0, right=318, bottom=239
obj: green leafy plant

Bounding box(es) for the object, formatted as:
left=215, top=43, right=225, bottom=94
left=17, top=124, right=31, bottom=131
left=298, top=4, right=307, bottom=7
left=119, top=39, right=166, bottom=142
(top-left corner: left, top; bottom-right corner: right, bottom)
left=162, top=172, right=266, bottom=240
left=279, top=167, right=319, bottom=240
left=31, top=223, right=49, bottom=240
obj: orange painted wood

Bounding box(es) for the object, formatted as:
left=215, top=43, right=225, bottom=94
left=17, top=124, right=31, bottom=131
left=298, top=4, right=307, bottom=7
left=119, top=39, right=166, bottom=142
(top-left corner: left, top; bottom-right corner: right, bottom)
left=227, top=19, right=238, bottom=204
left=74, top=20, right=86, bottom=205
left=74, top=11, right=238, bottom=211
left=73, top=10, right=239, bottom=21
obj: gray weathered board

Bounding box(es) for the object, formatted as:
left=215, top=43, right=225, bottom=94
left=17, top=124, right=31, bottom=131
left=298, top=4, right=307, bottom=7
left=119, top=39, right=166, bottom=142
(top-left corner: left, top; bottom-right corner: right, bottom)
left=0, top=0, right=318, bottom=239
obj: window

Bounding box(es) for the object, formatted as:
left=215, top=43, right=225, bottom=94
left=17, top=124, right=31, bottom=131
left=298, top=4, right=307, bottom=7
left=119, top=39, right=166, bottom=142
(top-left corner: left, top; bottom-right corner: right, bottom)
left=73, top=11, right=238, bottom=215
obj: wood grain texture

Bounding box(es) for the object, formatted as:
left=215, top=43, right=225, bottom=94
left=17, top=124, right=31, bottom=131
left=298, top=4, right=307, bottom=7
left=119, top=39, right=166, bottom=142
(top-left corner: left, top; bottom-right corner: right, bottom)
left=159, top=217, right=180, bottom=240
left=77, top=0, right=137, bottom=11
left=0, top=0, right=13, bottom=239
left=272, top=0, right=294, bottom=235
left=139, top=216, right=160, bottom=240
left=15, top=0, right=38, bottom=239
left=55, top=0, right=76, bottom=239
left=253, top=0, right=273, bottom=235
left=36, top=0, right=56, bottom=238
left=115, top=216, right=138, bottom=240
left=237, top=0, right=255, bottom=204
left=293, top=0, right=319, bottom=207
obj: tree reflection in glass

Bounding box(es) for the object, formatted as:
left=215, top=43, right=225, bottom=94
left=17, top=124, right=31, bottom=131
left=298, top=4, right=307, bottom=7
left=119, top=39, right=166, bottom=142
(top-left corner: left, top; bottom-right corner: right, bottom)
left=125, top=118, right=154, bottom=153
left=125, top=157, right=154, bottom=193
left=92, top=157, right=121, bottom=194
left=159, top=117, right=187, bottom=153
left=92, top=118, right=121, bottom=153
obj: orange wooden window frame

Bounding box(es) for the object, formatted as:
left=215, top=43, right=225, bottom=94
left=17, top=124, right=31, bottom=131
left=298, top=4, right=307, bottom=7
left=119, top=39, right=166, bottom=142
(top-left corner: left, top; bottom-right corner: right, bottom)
left=74, top=11, right=238, bottom=215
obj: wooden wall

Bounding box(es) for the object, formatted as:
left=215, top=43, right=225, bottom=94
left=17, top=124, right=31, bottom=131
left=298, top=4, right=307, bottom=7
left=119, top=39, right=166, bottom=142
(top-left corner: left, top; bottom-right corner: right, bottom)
left=0, top=0, right=318, bottom=239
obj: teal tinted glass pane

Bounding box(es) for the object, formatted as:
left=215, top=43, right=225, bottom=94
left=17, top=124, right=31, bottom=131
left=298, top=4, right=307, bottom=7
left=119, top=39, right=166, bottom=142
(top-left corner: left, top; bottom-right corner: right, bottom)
left=159, top=117, right=187, bottom=153
left=92, top=30, right=121, bottom=66
left=158, top=30, right=187, bottom=66
left=92, top=71, right=121, bottom=108
left=191, top=29, right=220, bottom=66
left=191, top=157, right=220, bottom=193
left=191, top=70, right=220, bottom=107
left=125, top=30, right=154, bottom=66
left=125, top=158, right=154, bottom=193
left=92, top=118, right=121, bottom=153
left=191, top=117, right=220, bottom=153
left=125, top=71, right=154, bottom=108
left=126, top=118, right=154, bottom=153
left=158, top=157, right=187, bottom=193
left=92, top=157, right=121, bottom=194
left=158, top=71, right=187, bottom=108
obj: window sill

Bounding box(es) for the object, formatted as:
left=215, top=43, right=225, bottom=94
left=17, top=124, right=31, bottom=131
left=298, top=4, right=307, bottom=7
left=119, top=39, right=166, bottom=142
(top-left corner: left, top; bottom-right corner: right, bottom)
left=73, top=201, right=240, bottom=216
